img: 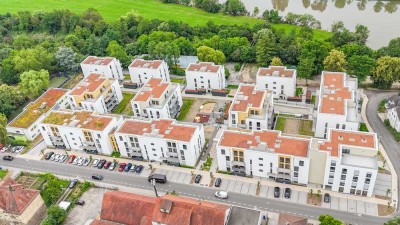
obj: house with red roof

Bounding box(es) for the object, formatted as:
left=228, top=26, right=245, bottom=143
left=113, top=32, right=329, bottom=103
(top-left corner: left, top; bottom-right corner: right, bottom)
left=81, top=56, right=124, bottom=80
left=128, top=59, right=170, bottom=86
left=185, top=62, right=226, bottom=92
left=256, top=66, right=297, bottom=100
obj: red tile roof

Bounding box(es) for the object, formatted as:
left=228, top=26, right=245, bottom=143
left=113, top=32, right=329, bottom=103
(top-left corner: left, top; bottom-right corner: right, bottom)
left=82, top=56, right=114, bottom=65
left=319, top=72, right=352, bottom=115
left=278, top=213, right=307, bottom=225
left=318, top=129, right=377, bottom=157
left=219, top=130, right=310, bottom=157
left=70, top=73, right=108, bottom=96
left=186, top=62, right=221, bottom=73
left=231, top=85, right=266, bottom=112
left=0, top=178, right=40, bottom=215
left=133, top=78, right=169, bottom=102
left=90, top=220, right=120, bottom=225
left=129, top=59, right=163, bottom=69
left=117, top=119, right=196, bottom=142
left=99, top=191, right=228, bottom=225
left=257, top=66, right=295, bottom=77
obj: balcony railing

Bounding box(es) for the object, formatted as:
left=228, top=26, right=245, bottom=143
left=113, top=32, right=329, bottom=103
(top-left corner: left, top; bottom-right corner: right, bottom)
left=166, top=151, right=178, bottom=157
left=277, top=167, right=291, bottom=173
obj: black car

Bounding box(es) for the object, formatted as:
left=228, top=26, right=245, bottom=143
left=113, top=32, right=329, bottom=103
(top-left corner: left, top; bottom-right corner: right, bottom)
left=324, top=193, right=331, bottom=203
left=284, top=188, right=291, bottom=199
left=3, top=155, right=13, bottom=161
left=274, top=187, right=280, bottom=198
left=44, top=152, right=54, bottom=160
left=194, top=174, right=202, bottom=183
left=215, top=178, right=222, bottom=187
left=75, top=200, right=85, bottom=206
left=135, top=165, right=144, bottom=173
left=97, top=159, right=106, bottom=169
left=92, top=174, right=103, bottom=180
left=69, top=179, right=78, bottom=189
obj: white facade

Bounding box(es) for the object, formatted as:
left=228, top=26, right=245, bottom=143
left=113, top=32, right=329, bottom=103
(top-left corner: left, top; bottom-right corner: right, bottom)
left=256, top=66, right=296, bottom=99
left=228, top=84, right=274, bottom=130
left=81, top=56, right=124, bottom=80
left=67, top=73, right=123, bottom=114
left=39, top=110, right=122, bottom=155
left=185, top=62, right=226, bottom=91
left=115, top=119, right=205, bottom=167
left=315, top=71, right=360, bottom=138
left=131, top=78, right=182, bottom=119
left=6, top=88, right=70, bottom=141
left=129, top=59, right=170, bottom=86
left=387, top=106, right=400, bottom=132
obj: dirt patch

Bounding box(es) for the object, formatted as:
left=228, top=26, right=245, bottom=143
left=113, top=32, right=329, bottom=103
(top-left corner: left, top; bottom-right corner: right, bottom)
left=379, top=169, right=392, bottom=175
left=307, top=193, right=322, bottom=206
left=378, top=204, right=395, bottom=216
left=204, top=125, right=216, bottom=140
left=284, top=118, right=300, bottom=134
left=240, top=63, right=259, bottom=83
left=200, top=102, right=216, bottom=114
left=209, top=177, right=216, bottom=187
left=183, top=98, right=216, bottom=122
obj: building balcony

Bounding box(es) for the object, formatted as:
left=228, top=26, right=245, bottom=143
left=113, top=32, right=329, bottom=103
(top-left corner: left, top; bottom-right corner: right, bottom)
left=79, top=145, right=97, bottom=151
left=84, top=141, right=95, bottom=146
left=232, top=161, right=245, bottom=167
left=276, top=173, right=291, bottom=180
left=50, top=136, right=63, bottom=142
left=161, top=157, right=180, bottom=166
left=51, top=140, right=65, bottom=146
left=130, top=151, right=143, bottom=157
left=277, top=167, right=291, bottom=173
left=104, top=92, right=115, bottom=103
left=166, top=151, right=178, bottom=157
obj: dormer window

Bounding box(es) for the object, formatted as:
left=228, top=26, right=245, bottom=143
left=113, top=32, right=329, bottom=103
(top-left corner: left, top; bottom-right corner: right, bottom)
left=361, top=138, right=367, bottom=143
left=338, top=136, right=343, bottom=140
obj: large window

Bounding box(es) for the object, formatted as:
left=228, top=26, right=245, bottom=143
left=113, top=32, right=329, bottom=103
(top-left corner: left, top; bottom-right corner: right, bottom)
left=233, top=150, right=244, bottom=162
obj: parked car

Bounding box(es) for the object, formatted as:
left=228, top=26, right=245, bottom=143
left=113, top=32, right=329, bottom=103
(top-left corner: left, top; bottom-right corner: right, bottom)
left=44, top=152, right=54, bottom=160
left=103, top=161, right=111, bottom=169
left=215, top=191, right=228, bottom=199
left=77, top=157, right=85, bottom=166
left=50, top=153, right=57, bottom=161
left=130, top=164, right=137, bottom=172
left=135, top=165, right=144, bottom=173
left=194, top=174, right=202, bottom=183
left=92, top=174, right=103, bottom=180
left=92, top=159, right=99, bottom=167
left=148, top=174, right=167, bottom=183
left=75, top=200, right=85, bottom=206
left=214, top=178, right=222, bottom=187
left=97, top=160, right=106, bottom=169
left=274, top=187, right=280, bottom=198
left=118, top=163, right=126, bottom=172
left=14, top=146, right=24, bottom=153
left=109, top=162, right=116, bottom=171
left=2, top=155, right=13, bottom=161
left=284, top=188, right=291, bottom=199
left=72, top=157, right=81, bottom=165
left=124, top=163, right=132, bottom=172
left=324, top=193, right=331, bottom=203
left=59, top=155, right=68, bottom=163
left=83, top=158, right=91, bottom=166
left=69, top=179, right=78, bottom=189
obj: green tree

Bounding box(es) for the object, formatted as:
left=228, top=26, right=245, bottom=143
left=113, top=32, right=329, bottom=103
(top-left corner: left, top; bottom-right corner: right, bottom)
left=42, top=206, right=67, bottom=225
left=378, top=37, right=400, bottom=57
left=323, top=49, right=347, bottom=72
left=297, top=56, right=315, bottom=85
left=0, top=56, right=19, bottom=85
left=19, top=70, right=50, bottom=98
left=197, top=46, right=226, bottom=65
left=55, top=47, right=77, bottom=73
left=0, top=85, right=25, bottom=118
left=385, top=216, right=400, bottom=225
left=300, top=40, right=332, bottom=75
left=318, top=214, right=343, bottom=225
left=0, top=114, right=7, bottom=145
left=193, top=0, right=222, bottom=13
left=347, top=55, right=375, bottom=82
left=106, top=40, right=130, bottom=67
left=149, top=41, right=180, bottom=66
left=12, top=46, right=54, bottom=73
left=270, top=57, right=283, bottom=66
left=254, top=29, right=276, bottom=65
left=253, top=7, right=260, bottom=17
left=372, top=56, right=400, bottom=89
left=223, top=0, right=248, bottom=16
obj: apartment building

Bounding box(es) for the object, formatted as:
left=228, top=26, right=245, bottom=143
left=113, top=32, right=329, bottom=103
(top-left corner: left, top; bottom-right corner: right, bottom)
left=6, top=88, right=70, bottom=141
left=80, top=56, right=124, bottom=80
left=115, top=119, right=205, bottom=167
left=387, top=106, right=400, bottom=132
left=256, top=66, right=296, bottom=99
left=315, top=71, right=360, bottom=138
left=67, top=73, right=123, bottom=114
left=128, top=59, right=170, bottom=86
left=216, top=129, right=311, bottom=185
left=131, top=78, right=182, bottom=119
left=39, top=110, right=123, bottom=155
left=185, top=62, right=226, bottom=91
left=228, top=84, right=274, bottom=130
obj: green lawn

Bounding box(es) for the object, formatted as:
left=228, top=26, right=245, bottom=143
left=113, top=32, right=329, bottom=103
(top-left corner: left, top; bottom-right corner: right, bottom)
left=49, top=77, right=68, bottom=88
left=171, top=77, right=186, bottom=84
left=227, top=84, right=239, bottom=89
left=112, top=93, right=134, bottom=114
left=0, top=170, right=8, bottom=179
left=274, top=117, right=286, bottom=131
left=176, top=98, right=193, bottom=121
left=311, top=95, right=316, bottom=105
left=299, top=120, right=314, bottom=136
left=378, top=100, right=386, bottom=113
left=0, top=0, right=331, bottom=40
left=359, top=123, right=369, bottom=132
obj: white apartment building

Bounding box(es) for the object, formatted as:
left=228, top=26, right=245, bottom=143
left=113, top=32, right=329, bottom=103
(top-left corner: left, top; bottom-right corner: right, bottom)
left=256, top=66, right=296, bottom=99
left=128, top=59, right=170, bottom=86
left=6, top=88, right=70, bottom=141
left=216, top=129, right=311, bottom=185
left=387, top=106, right=400, bottom=132
left=115, top=119, right=205, bottom=167
left=185, top=62, right=226, bottom=91
left=81, top=56, right=124, bottom=80
left=67, top=73, right=123, bottom=114
left=315, top=71, right=360, bottom=138
left=39, top=110, right=123, bottom=155
left=228, top=84, right=274, bottom=130
left=216, top=128, right=379, bottom=196
left=131, top=78, right=182, bottom=119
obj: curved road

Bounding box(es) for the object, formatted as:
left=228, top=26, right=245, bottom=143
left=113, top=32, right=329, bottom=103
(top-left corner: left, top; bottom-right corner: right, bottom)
left=365, top=90, right=400, bottom=214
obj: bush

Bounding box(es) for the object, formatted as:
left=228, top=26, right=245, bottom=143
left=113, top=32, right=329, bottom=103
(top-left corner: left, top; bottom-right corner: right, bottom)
left=225, top=68, right=230, bottom=79
left=111, top=152, right=121, bottom=158
left=39, top=173, right=69, bottom=207
left=359, top=123, right=369, bottom=132
left=10, top=139, right=28, bottom=146
left=384, top=119, right=390, bottom=126
left=42, top=206, right=67, bottom=225
left=234, top=63, right=241, bottom=71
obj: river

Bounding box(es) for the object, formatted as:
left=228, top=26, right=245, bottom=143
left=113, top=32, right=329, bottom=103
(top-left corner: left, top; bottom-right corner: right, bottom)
left=220, top=0, right=400, bottom=49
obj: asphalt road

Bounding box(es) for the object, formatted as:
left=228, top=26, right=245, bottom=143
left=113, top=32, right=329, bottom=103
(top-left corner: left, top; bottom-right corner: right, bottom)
left=1, top=157, right=389, bottom=225
left=365, top=91, right=400, bottom=211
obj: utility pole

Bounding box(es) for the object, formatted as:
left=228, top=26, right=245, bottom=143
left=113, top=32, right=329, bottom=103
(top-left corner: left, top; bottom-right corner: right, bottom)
left=151, top=179, right=159, bottom=197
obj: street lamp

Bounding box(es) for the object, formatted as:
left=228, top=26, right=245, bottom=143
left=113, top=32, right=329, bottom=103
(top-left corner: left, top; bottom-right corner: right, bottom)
left=151, top=179, right=159, bottom=197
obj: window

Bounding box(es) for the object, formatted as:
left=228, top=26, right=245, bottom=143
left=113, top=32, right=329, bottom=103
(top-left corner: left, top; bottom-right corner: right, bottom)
left=42, top=126, right=45, bottom=131
left=342, top=168, right=347, bottom=174
left=259, top=158, right=263, bottom=161
left=221, top=149, right=225, bottom=155
left=259, top=169, right=263, bottom=172
left=181, top=156, right=185, bottom=160
left=153, top=154, right=157, bottom=156
left=183, top=145, right=187, bottom=150
left=342, top=149, right=350, bottom=154
left=265, top=84, right=268, bottom=89
left=97, top=134, right=101, bottom=138
left=294, top=166, right=299, bottom=172
left=119, top=136, right=123, bottom=141
left=331, top=161, right=336, bottom=167
left=259, top=164, right=263, bottom=166
left=299, top=161, right=304, bottom=166
left=151, top=143, right=154, bottom=145
left=336, top=124, right=340, bottom=129
left=226, top=156, right=230, bottom=161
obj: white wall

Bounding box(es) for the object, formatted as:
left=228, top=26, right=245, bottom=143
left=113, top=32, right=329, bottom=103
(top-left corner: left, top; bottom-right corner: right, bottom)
left=388, top=107, right=400, bottom=132
left=256, top=75, right=296, bottom=99
left=315, top=113, right=359, bottom=138
left=185, top=66, right=226, bottom=91
left=81, top=58, right=124, bottom=80
left=129, top=61, right=170, bottom=86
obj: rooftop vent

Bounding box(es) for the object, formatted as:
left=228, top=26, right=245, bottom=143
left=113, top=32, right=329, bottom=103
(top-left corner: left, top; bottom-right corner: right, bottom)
left=38, top=102, right=47, bottom=110
left=272, top=71, right=280, bottom=77
left=159, top=199, right=173, bottom=214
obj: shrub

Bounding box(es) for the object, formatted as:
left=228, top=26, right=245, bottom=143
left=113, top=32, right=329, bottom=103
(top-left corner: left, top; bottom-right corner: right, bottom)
left=225, top=68, right=230, bottom=79
left=234, top=63, right=241, bottom=71
left=42, top=206, right=67, bottom=225
left=384, top=119, right=390, bottom=127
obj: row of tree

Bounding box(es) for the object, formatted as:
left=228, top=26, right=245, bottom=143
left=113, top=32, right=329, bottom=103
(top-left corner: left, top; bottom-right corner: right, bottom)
left=161, top=0, right=248, bottom=16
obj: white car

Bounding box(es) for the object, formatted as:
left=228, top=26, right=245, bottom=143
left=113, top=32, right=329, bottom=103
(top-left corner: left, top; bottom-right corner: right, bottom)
left=78, top=158, right=85, bottom=166
left=92, top=159, right=100, bottom=167
left=83, top=158, right=91, bottom=167
left=215, top=191, right=228, bottom=199
left=72, top=157, right=81, bottom=165
left=50, top=154, right=57, bottom=161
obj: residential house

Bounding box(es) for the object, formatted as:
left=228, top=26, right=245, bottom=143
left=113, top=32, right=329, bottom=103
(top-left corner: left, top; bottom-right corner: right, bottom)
left=256, top=66, right=296, bottom=99
left=128, top=59, right=170, bottom=86
left=80, top=56, right=124, bottom=80
left=185, top=62, right=226, bottom=91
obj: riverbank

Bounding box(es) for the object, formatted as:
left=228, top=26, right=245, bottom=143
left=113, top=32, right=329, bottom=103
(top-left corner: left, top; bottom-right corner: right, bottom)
left=0, top=0, right=332, bottom=40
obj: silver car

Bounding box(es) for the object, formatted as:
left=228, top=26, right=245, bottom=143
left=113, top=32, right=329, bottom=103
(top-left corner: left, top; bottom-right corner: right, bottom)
left=83, top=158, right=91, bottom=167
left=78, top=158, right=85, bottom=166
left=72, top=157, right=81, bottom=165
left=92, top=159, right=100, bottom=167
left=50, top=153, right=57, bottom=161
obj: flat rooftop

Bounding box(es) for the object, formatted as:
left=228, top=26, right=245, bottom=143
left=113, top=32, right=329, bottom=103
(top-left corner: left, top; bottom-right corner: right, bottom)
left=69, top=73, right=108, bottom=96
left=227, top=206, right=261, bottom=225
left=257, top=66, right=295, bottom=78
left=186, top=62, right=221, bottom=73
left=341, top=154, right=378, bottom=169
left=129, top=59, right=163, bottom=69
left=132, top=78, right=170, bottom=102
left=319, top=72, right=353, bottom=115
left=231, top=85, right=266, bottom=112
left=82, top=56, right=114, bottom=65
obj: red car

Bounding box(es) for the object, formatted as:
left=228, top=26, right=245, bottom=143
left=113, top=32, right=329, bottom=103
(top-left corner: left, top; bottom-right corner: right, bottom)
left=118, top=163, right=126, bottom=172
left=68, top=155, right=76, bottom=164
left=103, top=161, right=111, bottom=169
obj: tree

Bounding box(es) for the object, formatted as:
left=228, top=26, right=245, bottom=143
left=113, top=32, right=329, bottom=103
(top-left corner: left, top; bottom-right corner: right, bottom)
left=0, top=114, right=7, bottom=145
left=254, top=29, right=276, bottom=65
left=55, top=47, right=77, bottom=74
left=378, top=37, right=400, bottom=57
left=193, top=0, right=222, bottom=13
left=149, top=41, right=180, bottom=66
left=197, top=46, right=226, bottom=65
left=42, top=206, right=67, bottom=225
left=385, top=216, right=400, bottom=225
left=297, top=56, right=315, bottom=85
left=223, top=0, right=248, bottom=16
left=19, top=70, right=50, bottom=98
left=253, top=7, right=260, bottom=17
left=318, top=214, right=343, bottom=225
left=372, top=56, right=400, bottom=89
left=0, top=85, right=25, bottom=118
left=270, top=57, right=283, bottom=66
left=0, top=56, right=19, bottom=85
left=300, top=40, right=332, bottom=75
left=12, top=46, right=54, bottom=73
left=323, top=49, right=347, bottom=72
left=347, top=55, right=375, bottom=82
left=106, top=40, right=130, bottom=67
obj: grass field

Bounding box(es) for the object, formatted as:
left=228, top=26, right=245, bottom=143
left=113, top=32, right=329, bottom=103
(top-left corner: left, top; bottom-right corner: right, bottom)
left=112, top=93, right=134, bottom=114
left=0, top=0, right=332, bottom=40
left=177, top=98, right=193, bottom=121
